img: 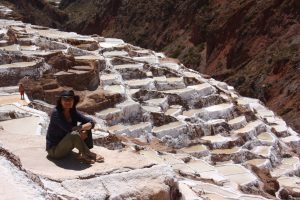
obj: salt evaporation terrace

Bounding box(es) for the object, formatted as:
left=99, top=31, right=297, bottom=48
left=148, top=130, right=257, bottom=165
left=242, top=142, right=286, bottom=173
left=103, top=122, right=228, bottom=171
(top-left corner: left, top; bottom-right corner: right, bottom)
left=0, top=4, right=300, bottom=200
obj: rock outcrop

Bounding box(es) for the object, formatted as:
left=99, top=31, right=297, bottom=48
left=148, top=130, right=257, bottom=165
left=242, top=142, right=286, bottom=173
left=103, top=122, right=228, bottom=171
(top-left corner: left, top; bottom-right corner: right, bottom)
left=1, top=3, right=300, bottom=199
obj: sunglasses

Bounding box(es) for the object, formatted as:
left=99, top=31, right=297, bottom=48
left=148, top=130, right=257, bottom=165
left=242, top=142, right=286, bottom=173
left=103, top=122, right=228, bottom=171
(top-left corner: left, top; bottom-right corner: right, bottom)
left=61, top=96, right=74, bottom=101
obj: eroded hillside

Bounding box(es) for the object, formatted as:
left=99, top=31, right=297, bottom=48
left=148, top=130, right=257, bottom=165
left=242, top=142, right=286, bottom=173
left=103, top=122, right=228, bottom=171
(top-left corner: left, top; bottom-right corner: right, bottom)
left=3, top=0, right=300, bottom=133
left=1, top=2, right=300, bottom=199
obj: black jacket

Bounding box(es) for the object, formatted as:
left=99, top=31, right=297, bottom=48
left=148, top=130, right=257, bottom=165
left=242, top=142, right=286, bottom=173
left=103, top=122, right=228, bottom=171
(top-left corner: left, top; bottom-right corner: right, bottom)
left=46, top=108, right=95, bottom=150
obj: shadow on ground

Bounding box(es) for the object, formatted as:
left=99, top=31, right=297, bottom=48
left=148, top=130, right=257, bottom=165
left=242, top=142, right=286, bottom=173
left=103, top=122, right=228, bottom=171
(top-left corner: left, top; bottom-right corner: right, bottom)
left=46, top=152, right=92, bottom=170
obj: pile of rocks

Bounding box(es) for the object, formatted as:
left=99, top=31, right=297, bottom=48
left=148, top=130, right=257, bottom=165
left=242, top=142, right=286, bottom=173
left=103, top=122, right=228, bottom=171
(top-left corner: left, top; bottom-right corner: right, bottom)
left=0, top=4, right=300, bottom=199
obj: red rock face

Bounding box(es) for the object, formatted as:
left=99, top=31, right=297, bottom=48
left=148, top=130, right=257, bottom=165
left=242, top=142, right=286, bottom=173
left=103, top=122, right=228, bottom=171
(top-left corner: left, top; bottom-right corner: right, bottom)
left=20, top=76, right=123, bottom=114
left=4, top=0, right=300, bottom=132
left=47, top=53, right=75, bottom=71
left=77, top=90, right=123, bottom=114
left=251, top=165, right=279, bottom=197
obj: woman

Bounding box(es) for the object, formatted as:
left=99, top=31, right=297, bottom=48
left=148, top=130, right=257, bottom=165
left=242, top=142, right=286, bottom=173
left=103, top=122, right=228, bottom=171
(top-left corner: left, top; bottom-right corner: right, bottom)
left=46, top=90, right=104, bottom=164
left=19, top=83, right=25, bottom=100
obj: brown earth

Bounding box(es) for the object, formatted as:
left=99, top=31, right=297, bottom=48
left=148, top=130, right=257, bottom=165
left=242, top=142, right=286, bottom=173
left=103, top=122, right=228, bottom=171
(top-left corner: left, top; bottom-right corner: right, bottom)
left=250, top=165, right=280, bottom=197
left=2, top=0, right=67, bottom=28
left=3, top=0, right=300, bottom=132
left=20, top=76, right=123, bottom=114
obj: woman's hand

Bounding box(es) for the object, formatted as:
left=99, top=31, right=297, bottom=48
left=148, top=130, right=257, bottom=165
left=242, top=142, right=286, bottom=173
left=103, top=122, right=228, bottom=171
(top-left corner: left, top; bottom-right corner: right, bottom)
left=72, top=125, right=82, bottom=131
left=80, top=130, right=88, bottom=140
left=81, top=122, right=93, bottom=131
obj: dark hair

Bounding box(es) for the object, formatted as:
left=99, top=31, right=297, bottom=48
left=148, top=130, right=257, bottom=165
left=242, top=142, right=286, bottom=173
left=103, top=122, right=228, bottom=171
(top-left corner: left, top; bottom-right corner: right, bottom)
left=56, top=90, right=80, bottom=112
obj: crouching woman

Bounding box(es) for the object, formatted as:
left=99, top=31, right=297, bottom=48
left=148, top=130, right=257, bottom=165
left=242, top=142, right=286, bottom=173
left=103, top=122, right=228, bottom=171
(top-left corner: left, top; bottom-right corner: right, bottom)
left=46, top=90, right=104, bottom=164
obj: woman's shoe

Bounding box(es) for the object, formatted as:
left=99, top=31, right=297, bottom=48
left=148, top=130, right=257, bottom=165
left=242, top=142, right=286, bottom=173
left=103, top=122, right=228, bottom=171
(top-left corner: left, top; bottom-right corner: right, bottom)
left=77, top=153, right=95, bottom=164
left=87, top=151, right=104, bottom=163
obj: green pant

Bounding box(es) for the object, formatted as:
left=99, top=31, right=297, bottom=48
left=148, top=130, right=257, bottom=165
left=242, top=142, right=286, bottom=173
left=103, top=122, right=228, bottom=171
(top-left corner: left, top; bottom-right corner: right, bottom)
left=47, top=131, right=90, bottom=159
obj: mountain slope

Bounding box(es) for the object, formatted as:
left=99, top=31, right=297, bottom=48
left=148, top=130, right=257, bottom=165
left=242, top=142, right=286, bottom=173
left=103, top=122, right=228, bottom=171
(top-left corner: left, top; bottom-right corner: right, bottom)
left=2, top=0, right=67, bottom=27
left=3, top=0, right=300, bottom=132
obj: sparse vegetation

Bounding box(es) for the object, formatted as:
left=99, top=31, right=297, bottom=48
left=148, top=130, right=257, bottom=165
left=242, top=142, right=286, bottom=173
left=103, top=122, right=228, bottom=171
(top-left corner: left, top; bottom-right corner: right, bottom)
left=281, top=107, right=293, bottom=115
left=170, top=45, right=183, bottom=58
